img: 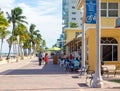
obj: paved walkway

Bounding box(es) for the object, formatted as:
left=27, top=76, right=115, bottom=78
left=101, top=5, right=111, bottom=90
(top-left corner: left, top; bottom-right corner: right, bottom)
left=0, top=57, right=120, bottom=91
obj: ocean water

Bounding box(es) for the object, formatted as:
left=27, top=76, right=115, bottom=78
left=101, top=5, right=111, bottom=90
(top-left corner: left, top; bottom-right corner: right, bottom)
left=1, top=53, right=17, bottom=57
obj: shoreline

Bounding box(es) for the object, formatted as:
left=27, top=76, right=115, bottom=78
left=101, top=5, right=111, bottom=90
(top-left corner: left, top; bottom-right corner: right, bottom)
left=0, top=56, right=35, bottom=65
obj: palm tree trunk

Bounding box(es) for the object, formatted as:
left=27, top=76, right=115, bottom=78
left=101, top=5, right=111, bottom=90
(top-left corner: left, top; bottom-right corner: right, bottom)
left=13, top=44, right=16, bottom=58
left=15, top=44, right=17, bottom=57
left=23, top=49, right=26, bottom=56
left=6, top=22, right=15, bottom=60
left=28, top=48, right=31, bottom=58
left=0, top=39, right=3, bottom=60
left=20, top=43, right=24, bottom=59
left=33, top=44, right=35, bottom=56
left=6, top=44, right=12, bottom=60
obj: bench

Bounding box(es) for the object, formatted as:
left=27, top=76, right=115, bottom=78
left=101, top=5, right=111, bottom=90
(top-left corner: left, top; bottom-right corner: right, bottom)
left=102, top=65, right=116, bottom=77
left=114, top=66, right=120, bottom=76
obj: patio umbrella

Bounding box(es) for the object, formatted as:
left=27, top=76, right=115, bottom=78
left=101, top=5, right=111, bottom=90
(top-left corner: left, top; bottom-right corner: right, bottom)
left=48, top=47, right=61, bottom=51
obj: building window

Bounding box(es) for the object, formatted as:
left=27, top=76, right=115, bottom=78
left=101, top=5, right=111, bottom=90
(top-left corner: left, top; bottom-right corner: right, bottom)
left=101, top=3, right=118, bottom=17
left=108, top=3, right=118, bottom=17
left=101, top=3, right=107, bottom=17
left=72, top=6, right=75, bottom=9
left=72, top=12, right=76, bottom=14
left=72, top=18, right=76, bottom=20
left=101, top=37, right=118, bottom=61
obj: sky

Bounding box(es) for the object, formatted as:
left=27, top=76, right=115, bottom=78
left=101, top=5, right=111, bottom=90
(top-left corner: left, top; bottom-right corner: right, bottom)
left=0, top=0, right=62, bottom=52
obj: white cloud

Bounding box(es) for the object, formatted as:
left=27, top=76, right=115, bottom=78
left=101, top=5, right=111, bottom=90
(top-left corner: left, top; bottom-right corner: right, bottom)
left=0, top=0, right=62, bottom=52
left=37, top=0, right=62, bottom=15
left=0, top=0, right=14, bottom=6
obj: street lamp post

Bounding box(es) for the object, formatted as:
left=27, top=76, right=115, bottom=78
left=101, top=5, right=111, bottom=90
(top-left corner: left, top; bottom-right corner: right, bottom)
left=91, top=0, right=103, bottom=88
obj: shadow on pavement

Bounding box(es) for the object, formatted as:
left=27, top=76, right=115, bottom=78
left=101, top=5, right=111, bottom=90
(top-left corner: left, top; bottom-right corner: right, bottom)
left=78, top=83, right=88, bottom=87
left=0, top=59, right=78, bottom=75
left=1, top=87, right=80, bottom=91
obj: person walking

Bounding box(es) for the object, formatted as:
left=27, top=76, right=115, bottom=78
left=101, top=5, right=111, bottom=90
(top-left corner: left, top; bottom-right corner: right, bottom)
left=44, top=53, right=48, bottom=65
left=38, top=51, right=43, bottom=65
left=42, top=52, right=45, bottom=60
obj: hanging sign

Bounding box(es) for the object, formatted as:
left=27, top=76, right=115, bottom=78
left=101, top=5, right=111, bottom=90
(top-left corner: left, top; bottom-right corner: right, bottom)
left=116, top=18, right=120, bottom=28
left=86, top=0, right=96, bottom=24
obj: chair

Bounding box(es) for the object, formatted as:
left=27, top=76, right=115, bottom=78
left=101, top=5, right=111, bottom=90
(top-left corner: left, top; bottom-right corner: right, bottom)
left=86, top=70, right=95, bottom=86
left=78, top=65, right=95, bottom=86
left=59, top=59, right=65, bottom=67
left=78, top=65, right=89, bottom=78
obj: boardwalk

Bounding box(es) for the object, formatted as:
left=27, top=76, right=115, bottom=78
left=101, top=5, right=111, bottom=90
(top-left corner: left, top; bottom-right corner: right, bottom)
left=0, top=57, right=120, bottom=91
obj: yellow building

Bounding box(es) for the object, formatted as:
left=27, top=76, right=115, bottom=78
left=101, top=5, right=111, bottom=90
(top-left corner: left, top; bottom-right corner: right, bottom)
left=64, top=0, right=120, bottom=70
left=64, top=28, right=82, bottom=56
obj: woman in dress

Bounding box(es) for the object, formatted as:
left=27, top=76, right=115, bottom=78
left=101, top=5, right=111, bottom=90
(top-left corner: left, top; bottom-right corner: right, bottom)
left=44, top=53, right=48, bottom=65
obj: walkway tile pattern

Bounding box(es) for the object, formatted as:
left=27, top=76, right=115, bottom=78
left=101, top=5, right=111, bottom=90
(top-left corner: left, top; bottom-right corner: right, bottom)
left=0, top=57, right=120, bottom=91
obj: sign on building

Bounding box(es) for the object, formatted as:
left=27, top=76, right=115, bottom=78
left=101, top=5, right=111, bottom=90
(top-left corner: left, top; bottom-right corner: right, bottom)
left=116, top=18, right=120, bottom=28
left=86, top=0, right=96, bottom=24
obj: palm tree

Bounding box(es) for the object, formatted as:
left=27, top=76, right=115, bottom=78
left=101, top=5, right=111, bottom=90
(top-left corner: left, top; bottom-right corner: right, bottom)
left=14, top=23, right=28, bottom=59
left=6, top=7, right=27, bottom=32
left=6, top=7, right=27, bottom=60
left=28, top=24, right=40, bottom=56
left=33, top=33, right=42, bottom=52
left=0, top=9, right=9, bottom=27
left=0, top=9, right=9, bottom=60
left=23, top=40, right=31, bottom=56
left=41, top=39, right=46, bottom=50
left=0, top=30, right=10, bottom=60
left=6, top=35, right=16, bottom=60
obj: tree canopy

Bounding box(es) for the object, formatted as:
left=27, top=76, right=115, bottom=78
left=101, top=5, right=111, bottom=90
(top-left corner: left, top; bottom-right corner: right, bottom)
left=70, top=22, right=78, bottom=28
